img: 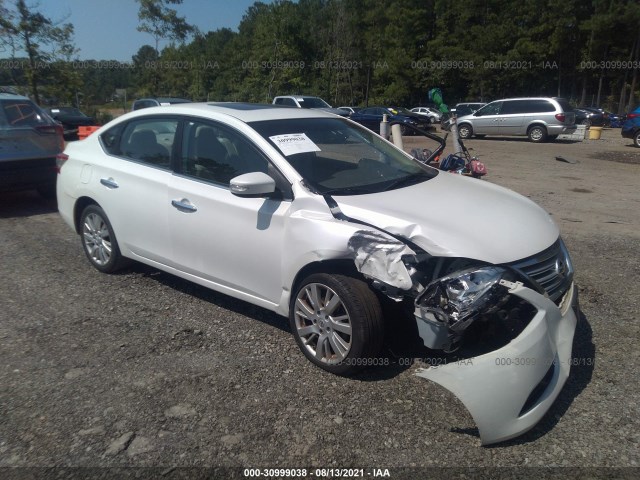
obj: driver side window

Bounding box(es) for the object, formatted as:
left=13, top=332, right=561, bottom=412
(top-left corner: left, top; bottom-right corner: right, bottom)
left=476, top=102, right=503, bottom=116
left=180, top=120, right=272, bottom=187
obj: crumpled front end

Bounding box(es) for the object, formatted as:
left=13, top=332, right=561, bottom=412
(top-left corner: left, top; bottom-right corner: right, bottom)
left=416, top=280, right=578, bottom=445
left=345, top=223, right=578, bottom=444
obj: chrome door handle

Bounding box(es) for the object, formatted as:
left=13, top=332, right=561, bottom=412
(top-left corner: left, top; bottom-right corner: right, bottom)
left=100, top=177, right=119, bottom=189
left=171, top=199, right=197, bottom=212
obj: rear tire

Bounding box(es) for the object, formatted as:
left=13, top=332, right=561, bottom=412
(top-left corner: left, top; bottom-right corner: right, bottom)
left=458, top=123, right=473, bottom=139
left=528, top=125, right=548, bottom=143
left=634, top=130, right=640, bottom=148
left=290, top=273, right=384, bottom=376
left=79, top=205, right=129, bottom=273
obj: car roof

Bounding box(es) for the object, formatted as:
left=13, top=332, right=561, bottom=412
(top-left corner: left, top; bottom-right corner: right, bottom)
left=0, top=92, right=31, bottom=101
left=135, top=97, right=191, bottom=103
left=126, top=102, right=336, bottom=123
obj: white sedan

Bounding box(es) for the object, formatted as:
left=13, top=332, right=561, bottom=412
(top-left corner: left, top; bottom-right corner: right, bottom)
left=57, top=103, right=578, bottom=445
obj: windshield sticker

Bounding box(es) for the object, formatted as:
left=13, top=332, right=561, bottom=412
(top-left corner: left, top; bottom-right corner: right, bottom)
left=269, top=133, right=321, bottom=156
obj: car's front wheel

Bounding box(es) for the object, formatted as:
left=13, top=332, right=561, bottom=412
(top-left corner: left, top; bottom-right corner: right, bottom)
left=457, top=123, right=473, bottom=139
left=80, top=204, right=128, bottom=273
left=290, top=273, right=384, bottom=376
left=634, top=130, right=640, bottom=148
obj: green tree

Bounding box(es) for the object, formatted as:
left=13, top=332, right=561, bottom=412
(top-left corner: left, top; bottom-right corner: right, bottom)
left=0, top=0, right=77, bottom=103
left=136, top=0, right=195, bottom=54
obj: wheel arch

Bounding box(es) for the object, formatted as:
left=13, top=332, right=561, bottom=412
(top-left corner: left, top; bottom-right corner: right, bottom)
left=526, top=122, right=548, bottom=134
left=289, top=259, right=362, bottom=309
left=73, top=196, right=100, bottom=233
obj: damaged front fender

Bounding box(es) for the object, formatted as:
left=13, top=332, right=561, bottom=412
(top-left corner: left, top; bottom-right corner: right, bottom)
left=347, top=229, right=416, bottom=290
left=415, top=280, right=578, bottom=445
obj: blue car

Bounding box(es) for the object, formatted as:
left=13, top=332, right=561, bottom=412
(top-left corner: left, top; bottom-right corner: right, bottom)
left=621, top=105, right=640, bottom=147
left=349, top=106, right=431, bottom=135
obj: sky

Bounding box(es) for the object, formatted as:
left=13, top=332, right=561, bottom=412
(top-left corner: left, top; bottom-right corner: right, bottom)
left=1, top=0, right=270, bottom=61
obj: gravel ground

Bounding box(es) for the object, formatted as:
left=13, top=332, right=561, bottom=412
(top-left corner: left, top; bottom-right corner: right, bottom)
left=0, top=128, right=639, bottom=479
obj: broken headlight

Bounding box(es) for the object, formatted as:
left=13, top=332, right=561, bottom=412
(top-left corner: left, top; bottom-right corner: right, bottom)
left=415, top=266, right=512, bottom=351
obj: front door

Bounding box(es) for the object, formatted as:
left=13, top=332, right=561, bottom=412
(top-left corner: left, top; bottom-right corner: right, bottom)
left=168, top=118, right=291, bottom=305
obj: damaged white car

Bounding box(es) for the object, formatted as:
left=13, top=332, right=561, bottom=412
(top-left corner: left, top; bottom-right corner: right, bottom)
left=57, top=103, right=578, bottom=445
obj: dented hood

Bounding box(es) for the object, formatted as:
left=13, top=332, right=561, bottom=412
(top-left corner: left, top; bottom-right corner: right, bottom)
left=334, top=173, right=559, bottom=264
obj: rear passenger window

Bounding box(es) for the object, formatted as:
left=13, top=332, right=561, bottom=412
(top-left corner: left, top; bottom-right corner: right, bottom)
left=528, top=100, right=556, bottom=113
left=106, top=118, right=178, bottom=169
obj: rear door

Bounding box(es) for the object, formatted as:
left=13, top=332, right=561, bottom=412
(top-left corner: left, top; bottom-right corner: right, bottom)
left=93, top=116, right=178, bottom=264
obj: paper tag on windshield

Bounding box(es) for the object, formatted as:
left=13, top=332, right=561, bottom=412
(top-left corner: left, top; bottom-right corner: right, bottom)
left=269, top=133, right=321, bottom=156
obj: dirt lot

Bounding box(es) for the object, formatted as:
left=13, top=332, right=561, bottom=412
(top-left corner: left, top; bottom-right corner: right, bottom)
left=1, top=128, right=639, bottom=479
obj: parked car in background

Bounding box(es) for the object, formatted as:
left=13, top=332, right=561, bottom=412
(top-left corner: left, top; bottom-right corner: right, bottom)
left=0, top=93, right=64, bottom=198
left=621, top=105, right=640, bottom=147
left=573, top=108, right=604, bottom=127
left=272, top=95, right=348, bottom=116
left=456, top=97, right=575, bottom=142
left=337, top=106, right=361, bottom=115
left=607, top=112, right=625, bottom=128
left=132, top=97, right=192, bottom=111
left=47, top=107, right=96, bottom=140
left=452, top=102, right=485, bottom=117
left=410, top=106, right=442, bottom=123
left=349, top=106, right=431, bottom=134
left=56, top=102, right=578, bottom=445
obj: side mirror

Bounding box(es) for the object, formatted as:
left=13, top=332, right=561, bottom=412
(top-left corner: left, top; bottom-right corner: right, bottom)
left=230, top=172, right=276, bottom=197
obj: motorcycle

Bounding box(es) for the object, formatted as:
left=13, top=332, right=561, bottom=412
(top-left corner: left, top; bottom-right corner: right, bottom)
left=411, top=133, right=488, bottom=179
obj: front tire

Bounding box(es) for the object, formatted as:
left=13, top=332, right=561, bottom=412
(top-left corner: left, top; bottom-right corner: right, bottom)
left=80, top=205, right=128, bottom=273
left=528, top=125, right=548, bottom=143
left=458, top=123, right=473, bottom=139
left=290, top=273, right=384, bottom=376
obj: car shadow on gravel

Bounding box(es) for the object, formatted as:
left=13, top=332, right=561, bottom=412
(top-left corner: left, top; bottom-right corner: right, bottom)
left=125, top=263, right=290, bottom=333
left=0, top=190, right=57, bottom=218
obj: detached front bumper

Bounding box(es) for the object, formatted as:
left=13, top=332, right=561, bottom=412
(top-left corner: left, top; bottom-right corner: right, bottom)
left=415, top=280, right=578, bottom=445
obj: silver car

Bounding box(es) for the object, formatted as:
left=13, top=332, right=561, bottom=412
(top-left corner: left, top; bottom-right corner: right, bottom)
left=456, top=97, right=576, bottom=142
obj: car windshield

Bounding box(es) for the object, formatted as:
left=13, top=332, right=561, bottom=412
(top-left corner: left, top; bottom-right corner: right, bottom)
left=298, top=97, right=331, bottom=108
left=391, top=107, right=413, bottom=115
left=250, top=117, right=437, bottom=195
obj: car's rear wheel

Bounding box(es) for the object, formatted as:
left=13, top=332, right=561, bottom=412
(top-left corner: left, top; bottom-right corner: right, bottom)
left=528, top=125, right=548, bottom=143
left=458, top=123, right=473, bottom=139
left=634, top=130, right=640, bottom=148
left=80, top=205, right=128, bottom=273
left=290, top=273, right=383, bottom=376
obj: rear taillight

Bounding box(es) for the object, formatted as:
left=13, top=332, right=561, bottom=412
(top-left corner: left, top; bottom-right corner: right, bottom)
left=56, top=153, right=69, bottom=173
left=627, top=112, right=640, bottom=119
left=36, top=124, right=65, bottom=150
left=555, top=113, right=566, bottom=122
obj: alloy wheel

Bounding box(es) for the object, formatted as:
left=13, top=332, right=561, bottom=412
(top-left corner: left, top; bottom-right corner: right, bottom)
left=293, top=283, right=352, bottom=364
left=82, top=212, right=112, bottom=266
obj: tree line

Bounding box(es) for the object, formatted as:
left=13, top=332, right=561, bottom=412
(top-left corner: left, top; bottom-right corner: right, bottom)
left=1, top=0, right=639, bottom=114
